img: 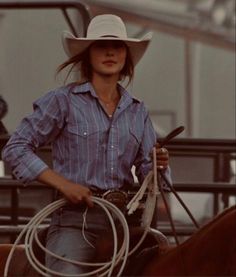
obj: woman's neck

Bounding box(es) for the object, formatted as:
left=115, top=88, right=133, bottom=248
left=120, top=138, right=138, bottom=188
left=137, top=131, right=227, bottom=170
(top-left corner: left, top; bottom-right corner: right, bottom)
left=91, top=74, right=119, bottom=101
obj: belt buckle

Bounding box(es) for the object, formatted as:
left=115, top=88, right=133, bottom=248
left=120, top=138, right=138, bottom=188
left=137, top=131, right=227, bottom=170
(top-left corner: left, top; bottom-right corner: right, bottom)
left=102, top=190, right=128, bottom=210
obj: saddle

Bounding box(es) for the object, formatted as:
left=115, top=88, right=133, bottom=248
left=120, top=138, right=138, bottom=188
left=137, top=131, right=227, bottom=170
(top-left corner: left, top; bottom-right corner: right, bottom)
left=94, top=226, right=161, bottom=275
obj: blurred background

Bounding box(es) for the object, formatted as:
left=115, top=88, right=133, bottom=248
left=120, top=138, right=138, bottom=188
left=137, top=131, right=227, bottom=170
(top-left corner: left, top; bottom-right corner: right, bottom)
left=0, top=0, right=235, bottom=138
left=0, top=0, right=235, bottom=243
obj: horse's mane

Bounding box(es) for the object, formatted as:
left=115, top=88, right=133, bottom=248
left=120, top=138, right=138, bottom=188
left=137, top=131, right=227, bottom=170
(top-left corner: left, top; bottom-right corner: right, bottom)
left=142, top=205, right=236, bottom=276
left=180, top=205, right=236, bottom=246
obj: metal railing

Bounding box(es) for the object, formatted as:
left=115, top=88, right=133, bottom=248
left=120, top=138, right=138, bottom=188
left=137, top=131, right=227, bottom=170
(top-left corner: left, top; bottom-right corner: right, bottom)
left=0, top=136, right=235, bottom=242
left=0, top=0, right=91, bottom=36
left=0, top=178, right=235, bottom=242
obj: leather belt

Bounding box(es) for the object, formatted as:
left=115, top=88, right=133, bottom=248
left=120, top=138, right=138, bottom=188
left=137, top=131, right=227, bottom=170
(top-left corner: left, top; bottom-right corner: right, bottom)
left=91, top=187, right=129, bottom=211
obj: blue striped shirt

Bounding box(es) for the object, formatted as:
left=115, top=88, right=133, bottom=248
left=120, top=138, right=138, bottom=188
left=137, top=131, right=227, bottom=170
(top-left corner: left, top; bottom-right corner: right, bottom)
left=2, top=82, right=169, bottom=189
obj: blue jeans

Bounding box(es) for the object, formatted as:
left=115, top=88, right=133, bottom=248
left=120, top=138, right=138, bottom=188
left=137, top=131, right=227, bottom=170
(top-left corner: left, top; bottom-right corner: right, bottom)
left=45, top=204, right=110, bottom=275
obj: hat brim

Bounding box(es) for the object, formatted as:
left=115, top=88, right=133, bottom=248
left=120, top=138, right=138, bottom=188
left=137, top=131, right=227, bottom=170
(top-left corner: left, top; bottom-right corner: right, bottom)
left=62, top=31, right=152, bottom=66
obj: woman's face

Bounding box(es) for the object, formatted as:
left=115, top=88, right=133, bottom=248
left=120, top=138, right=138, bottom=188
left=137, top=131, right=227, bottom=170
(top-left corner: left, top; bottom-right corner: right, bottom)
left=89, top=40, right=127, bottom=79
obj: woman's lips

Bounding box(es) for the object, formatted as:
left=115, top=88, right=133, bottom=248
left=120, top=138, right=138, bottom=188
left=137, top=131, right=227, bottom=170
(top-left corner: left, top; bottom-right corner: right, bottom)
left=103, top=60, right=117, bottom=65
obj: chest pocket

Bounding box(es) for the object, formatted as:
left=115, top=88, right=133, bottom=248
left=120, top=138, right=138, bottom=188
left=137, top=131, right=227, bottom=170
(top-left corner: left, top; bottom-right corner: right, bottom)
left=129, top=126, right=143, bottom=145
left=122, top=124, right=143, bottom=164
left=66, top=123, right=106, bottom=162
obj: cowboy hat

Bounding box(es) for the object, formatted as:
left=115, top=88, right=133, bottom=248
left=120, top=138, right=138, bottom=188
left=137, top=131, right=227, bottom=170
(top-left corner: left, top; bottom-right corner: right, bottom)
left=62, top=14, right=152, bottom=66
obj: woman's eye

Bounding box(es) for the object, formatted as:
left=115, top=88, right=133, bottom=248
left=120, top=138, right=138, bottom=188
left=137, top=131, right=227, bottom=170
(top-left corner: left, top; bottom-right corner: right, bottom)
left=95, top=41, right=107, bottom=48
left=93, top=40, right=126, bottom=49
left=113, top=41, right=126, bottom=49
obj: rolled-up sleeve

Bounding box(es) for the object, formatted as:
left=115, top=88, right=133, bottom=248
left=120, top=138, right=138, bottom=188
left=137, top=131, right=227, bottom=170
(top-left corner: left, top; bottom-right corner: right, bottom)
left=1, top=90, right=67, bottom=183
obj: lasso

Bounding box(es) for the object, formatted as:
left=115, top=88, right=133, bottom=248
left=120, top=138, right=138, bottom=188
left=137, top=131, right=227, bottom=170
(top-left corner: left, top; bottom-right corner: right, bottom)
left=4, top=148, right=164, bottom=277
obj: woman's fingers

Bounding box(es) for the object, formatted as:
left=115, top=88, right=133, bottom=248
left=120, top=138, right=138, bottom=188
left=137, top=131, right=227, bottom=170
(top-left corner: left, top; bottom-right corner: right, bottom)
left=62, top=183, right=94, bottom=207
left=83, top=193, right=94, bottom=208
left=155, top=145, right=169, bottom=171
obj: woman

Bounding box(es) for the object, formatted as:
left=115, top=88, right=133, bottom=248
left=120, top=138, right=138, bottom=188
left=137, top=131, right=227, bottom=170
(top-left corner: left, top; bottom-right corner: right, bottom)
left=2, top=14, right=170, bottom=274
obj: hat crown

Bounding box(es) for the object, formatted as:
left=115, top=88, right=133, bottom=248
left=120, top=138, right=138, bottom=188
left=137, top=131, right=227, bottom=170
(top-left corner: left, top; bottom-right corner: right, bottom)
left=86, top=14, right=127, bottom=39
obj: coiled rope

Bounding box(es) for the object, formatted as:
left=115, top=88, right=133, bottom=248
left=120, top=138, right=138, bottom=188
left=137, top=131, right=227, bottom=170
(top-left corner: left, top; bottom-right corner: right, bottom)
left=4, top=148, right=163, bottom=277
left=4, top=198, right=130, bottom=277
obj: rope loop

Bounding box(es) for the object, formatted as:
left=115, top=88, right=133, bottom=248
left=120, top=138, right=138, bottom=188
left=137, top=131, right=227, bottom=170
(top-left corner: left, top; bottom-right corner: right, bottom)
left=4, top=148, right=161, bottom=277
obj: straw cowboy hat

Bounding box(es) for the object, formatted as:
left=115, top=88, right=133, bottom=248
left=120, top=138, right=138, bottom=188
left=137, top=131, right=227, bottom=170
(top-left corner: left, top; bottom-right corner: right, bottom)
left=62, top=14, right=152, bottom=66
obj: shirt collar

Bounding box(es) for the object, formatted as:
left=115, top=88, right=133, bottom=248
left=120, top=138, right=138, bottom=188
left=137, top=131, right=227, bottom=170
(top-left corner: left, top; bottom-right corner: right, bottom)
left=70, top=81, right=141, bottom=104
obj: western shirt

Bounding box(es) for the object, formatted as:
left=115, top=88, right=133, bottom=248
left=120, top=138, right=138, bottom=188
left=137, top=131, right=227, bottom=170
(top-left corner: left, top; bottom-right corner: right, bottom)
left=2, top=82, right=170, bottom=189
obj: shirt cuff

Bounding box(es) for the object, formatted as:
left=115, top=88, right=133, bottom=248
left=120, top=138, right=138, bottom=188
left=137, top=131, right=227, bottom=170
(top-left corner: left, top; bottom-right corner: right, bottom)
left=12, top=157, right=49, bottom=184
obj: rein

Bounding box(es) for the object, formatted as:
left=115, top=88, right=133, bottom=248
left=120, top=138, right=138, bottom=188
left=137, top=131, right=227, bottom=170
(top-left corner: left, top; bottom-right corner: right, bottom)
left=156, top=127, right=200, bottom=276
left=157, top=126, right=199, bottom=245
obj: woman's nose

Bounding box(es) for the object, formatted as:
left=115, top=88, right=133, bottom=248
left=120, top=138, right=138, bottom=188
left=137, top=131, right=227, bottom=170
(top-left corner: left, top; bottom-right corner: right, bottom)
left=106, top=47, right=114, bottom=56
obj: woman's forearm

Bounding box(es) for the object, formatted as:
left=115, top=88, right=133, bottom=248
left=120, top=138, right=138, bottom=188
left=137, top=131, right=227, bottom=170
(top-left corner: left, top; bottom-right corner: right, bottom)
left=37, top=168, right=71, bottom=192
left=37, top=168, right=93, bottom=207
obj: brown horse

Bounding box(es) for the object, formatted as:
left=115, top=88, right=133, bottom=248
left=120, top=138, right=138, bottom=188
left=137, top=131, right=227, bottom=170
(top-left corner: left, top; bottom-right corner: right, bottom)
left=0, top=205, right=235, bottom=276
left=0, top=244, right=40, bottom=276
left=142, top=205, right=236, bottom=276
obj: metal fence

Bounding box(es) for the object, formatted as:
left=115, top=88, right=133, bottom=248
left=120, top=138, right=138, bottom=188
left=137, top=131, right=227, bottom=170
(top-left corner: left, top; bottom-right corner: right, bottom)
left=0, top=136, right=235, bottom=242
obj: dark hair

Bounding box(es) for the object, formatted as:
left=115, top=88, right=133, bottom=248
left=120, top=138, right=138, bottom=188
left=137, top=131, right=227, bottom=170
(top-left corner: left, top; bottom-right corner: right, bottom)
left=56, top=44, right=134, bottom=85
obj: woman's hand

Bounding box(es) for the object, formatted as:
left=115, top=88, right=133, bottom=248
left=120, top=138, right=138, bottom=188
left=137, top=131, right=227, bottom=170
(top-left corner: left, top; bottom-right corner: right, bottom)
left=155, top=143, right=169, bottom=171
left=37, top=169, right=94, bottom=207
left=60, top=182, right=94, bottom=207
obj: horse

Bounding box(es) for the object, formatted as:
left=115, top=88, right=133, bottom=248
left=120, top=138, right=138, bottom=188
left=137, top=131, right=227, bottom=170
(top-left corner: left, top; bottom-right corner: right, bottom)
left=0, top=244, right=40, bottom=276
left=141, top=204, right=236, bottom=276
left=0, top=205, right=235, bottom=276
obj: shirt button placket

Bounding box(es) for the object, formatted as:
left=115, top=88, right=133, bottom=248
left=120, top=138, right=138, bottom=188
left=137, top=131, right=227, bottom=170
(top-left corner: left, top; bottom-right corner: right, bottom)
left=111, top=125, right=118, bottom=183
left=107, top=125, right=117, bottom=183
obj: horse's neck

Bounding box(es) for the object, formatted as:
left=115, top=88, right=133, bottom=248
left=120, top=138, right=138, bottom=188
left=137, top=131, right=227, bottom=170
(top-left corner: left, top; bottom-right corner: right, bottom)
left=187, top=205, right=236, bottom=243
left=183, top=206, right=236, bottom=272
left=142, top=206, right=236, bottom=276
